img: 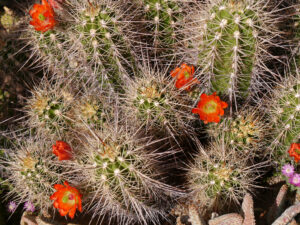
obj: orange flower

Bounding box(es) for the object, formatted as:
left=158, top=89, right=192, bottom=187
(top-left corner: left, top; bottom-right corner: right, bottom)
left=50, top=181, right=82, bottom=219
left=171, top=63, right=198, bottom=91
left=52, top=141, right=72, bottom=161
left=288, top=143, right=300, bottom=163
left=192, top=92, right=228, bottom=124
left=29, top=0, right=56, bottom=32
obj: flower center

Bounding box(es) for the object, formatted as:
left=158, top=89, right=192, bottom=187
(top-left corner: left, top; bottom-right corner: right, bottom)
left=62, top=191, right=75, bottom=203
left=68, top=194, right=74, bottom=200
left=184, top=71, right=190, bottom=79
left=38, top=13, right=46, bottom=21
left=203, top=101, right=217, bottom=114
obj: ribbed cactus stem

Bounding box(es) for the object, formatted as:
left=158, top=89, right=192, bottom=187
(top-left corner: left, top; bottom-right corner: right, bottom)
left=124, top=68, right=195, bottom=137
left=30, top=29, right=86, bottom=76
left=189, top=0, right=289, bottom=107
left=0, top=139, right=65, bottom=212
left=188, top=139, right=260, bottom=209
left=199, top=1, right=257, bottom=98
left=141, top=0, right=182, bottom=50
left=26, top=83, right=75, bottom=135
left=269, top=80, right=300, bottom=164
left=28, top=0, right=137, bottom=92
left=75, top=124, right=180, bottom=224
left=76, top=3, right=136, bottom=90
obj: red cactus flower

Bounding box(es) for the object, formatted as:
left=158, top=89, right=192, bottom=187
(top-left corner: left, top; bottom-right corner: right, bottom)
left=288, top=143, right=300, bottom=163
left=50, top=181, right=82, bottom=219
left=170, top=63, right=198, bottom=91
left=192, top=92, right=228, bottom=124
left=29, top=0, right=56, bottom=32
left=52, top=141, right=72, bottom=161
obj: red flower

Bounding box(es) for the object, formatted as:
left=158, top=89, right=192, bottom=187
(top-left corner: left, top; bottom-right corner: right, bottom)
left=52, top=141, right=72, bottom=161
left=29, top=0, right=56, bottom=32
left=171, top=63, right=198, bottom=91
left=192, top=92, right=228, bottom=124
left=50, top=181, right=82, bottom=219
left=288, top=143, right=300, bottom=163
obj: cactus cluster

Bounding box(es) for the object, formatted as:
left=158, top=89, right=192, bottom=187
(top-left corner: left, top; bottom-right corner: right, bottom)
left=2, top=0, right=300, bottom=225
left=26, top=0, right=138, bottom=90
left=136, top=0, right=185, bottom=58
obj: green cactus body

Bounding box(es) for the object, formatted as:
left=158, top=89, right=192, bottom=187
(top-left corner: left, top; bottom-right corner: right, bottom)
left=26, top=86, right=75, bottom=135
left=18, top=155, right=60, bottom=198
left=204, top=162, right=242, bottom=198
left=188, top=139, right=259, bottom=209
left=71, top=94, right=113, bottom=130
left=36, top=96, right=68, bottom=129
left=93, top=143, right=143, bottom=207
left=0, top=7, right=17, bottom=31
left=141, top=0, right=182, bottom=51
left=34, top=30, right=65, bottom=65
left=76, top=126, right=177, bottom=224
left=199, top=1, right=257, bottom=97
left=0, top=140, right=64, bottom=211
left=191, top=158, right=247, bottom=203
left=269, top=81, right=300, bottom=165
left=76, top=3, right=137, bottom=90
left=31, top=27, right=117, bottom=94
left=31, top=29, right=85, bottom=76
left=28, top=1, right=137, bottom=91
left=277, top=85, right=300, bottom=146
left=125, top=70, right=194, bottom=136
left=208, top=109, right=269, bottom=155
left=133, top=81, right=172, bottom=125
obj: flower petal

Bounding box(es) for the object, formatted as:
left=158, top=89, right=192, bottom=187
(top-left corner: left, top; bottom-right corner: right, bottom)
left=59, top=208, right=69, bottom=217
left=54, top=184, right=65, bottom=190
left=68, top=207, right=76, bottom=219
